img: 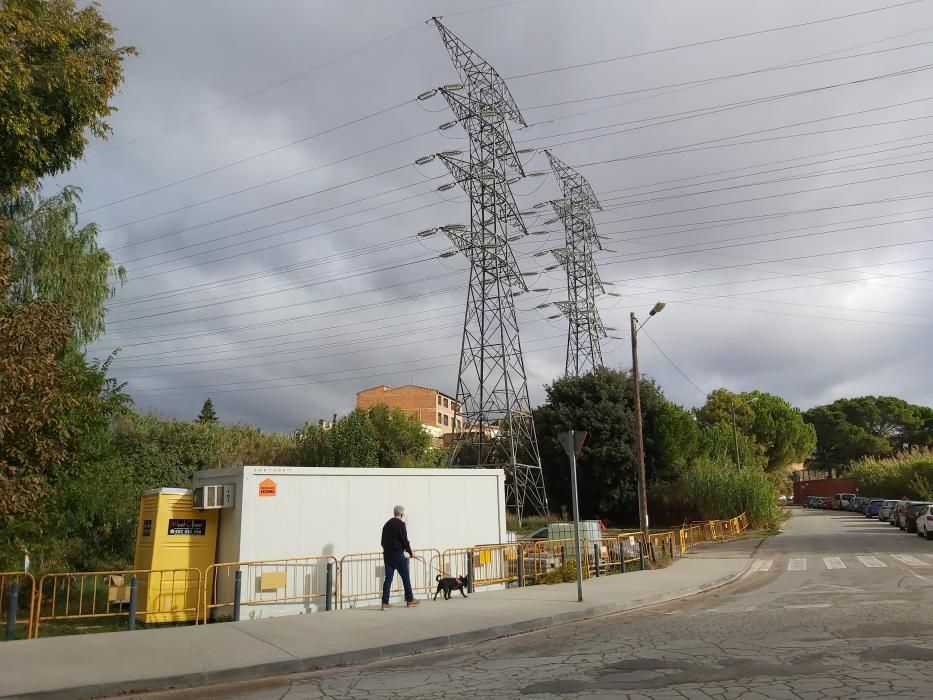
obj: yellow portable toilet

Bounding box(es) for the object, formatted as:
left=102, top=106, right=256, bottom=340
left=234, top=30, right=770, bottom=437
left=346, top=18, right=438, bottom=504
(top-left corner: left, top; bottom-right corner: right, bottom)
left=133, top=488, right=219, bottom=623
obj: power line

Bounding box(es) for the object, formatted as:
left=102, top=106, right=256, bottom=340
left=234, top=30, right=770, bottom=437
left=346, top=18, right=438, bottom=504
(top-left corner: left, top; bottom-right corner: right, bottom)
left=81, top=36, right=933, bottom=217
left=84, top=22, right=425, bottom=160
left=103, top=69, right=933, bottom=249
left=640, top=330, right=708, bottom=399
left=505, top=0, right=931, bottom=79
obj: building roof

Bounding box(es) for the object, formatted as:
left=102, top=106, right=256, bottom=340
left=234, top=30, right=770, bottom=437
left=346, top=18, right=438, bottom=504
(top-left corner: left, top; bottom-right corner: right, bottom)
left=356, top=383, right=456, bottom=400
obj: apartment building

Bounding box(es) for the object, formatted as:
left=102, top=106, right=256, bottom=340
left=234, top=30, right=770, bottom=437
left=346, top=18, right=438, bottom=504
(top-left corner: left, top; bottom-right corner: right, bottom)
left=356, top=384, right=462, bottom=438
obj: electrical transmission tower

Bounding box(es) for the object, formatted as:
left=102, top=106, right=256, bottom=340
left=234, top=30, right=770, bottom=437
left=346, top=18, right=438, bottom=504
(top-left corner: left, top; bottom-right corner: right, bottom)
left=417, top=17, right=547, bottom=520
left=544, top=149, right=608, bottom=376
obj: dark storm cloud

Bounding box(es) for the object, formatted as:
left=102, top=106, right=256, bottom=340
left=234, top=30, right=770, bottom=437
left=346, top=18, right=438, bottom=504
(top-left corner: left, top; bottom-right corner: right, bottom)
left=60, top=0, right=933, bottom=430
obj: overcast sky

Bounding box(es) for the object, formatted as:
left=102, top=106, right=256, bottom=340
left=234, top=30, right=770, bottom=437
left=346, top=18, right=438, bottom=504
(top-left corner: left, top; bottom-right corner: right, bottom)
left=60, top=0, right=933, bottom=431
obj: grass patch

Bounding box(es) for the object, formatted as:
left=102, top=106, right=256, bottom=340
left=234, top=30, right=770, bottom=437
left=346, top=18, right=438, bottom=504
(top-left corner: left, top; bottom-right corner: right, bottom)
left=506, top=513, right=563, bottom=535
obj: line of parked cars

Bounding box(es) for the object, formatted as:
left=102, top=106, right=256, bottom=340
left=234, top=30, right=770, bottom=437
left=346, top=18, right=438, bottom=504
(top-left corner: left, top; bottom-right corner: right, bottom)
left=803, top=493, right=933, bottom=539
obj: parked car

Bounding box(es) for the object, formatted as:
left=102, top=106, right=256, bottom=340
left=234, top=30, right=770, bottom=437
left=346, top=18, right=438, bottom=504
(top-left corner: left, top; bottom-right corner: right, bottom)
left=915, top=504, right=933, bottom=540
left=865, top=498, right=885, bottom=518
left=804, top=496, right=819, bottom=508
left=879, top=500, right=899, bottom=522
left=902, top=502, right=933, bottom=533
left=852, top=496, right=868, bottom=513
left=892, top=500, right=911, bottom=527
left=832, top=493, right=856, bottom=510
left=819, top=496, right=833, bottom=510
left=848, top=497, right=862, bottom=512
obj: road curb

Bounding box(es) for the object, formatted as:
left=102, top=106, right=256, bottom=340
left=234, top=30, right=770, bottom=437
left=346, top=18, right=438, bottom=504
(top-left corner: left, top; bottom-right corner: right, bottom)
left=7, top=561, right=756, bottom=700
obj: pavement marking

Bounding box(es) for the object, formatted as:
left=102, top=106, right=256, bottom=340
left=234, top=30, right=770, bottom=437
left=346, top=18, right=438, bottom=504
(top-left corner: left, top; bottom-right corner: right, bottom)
left=858, top=599, right=909, bottom=605
left=857, top=555, right=887, bottom=568
left=785, top=603, right=832, bottom=609
left=891, top=554, right=930, bottom=567
left=787, top=558, right=807, bottom=571
left=823, top=556, right=846, bottom=570
left=741, top=559, right=773, bottom=577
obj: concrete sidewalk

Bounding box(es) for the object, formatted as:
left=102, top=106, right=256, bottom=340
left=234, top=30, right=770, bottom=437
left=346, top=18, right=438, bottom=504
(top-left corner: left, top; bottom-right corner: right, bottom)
left=0, top=545, right=761, bottom=700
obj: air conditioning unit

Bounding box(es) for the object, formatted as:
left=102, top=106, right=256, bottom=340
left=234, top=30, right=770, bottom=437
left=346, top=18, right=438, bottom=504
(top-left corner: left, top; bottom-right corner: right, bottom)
left=192, top=484, right=235, bottom=509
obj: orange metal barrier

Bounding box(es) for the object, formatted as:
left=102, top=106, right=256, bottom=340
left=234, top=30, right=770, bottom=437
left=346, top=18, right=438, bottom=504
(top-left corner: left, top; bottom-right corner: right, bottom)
left=203, top=555, right=337, bottom=623
left=649, top=531, right=677, bottom=559
left=32, top=568, right=201, bottom=638
left=0, top=572, right=35, bottom=641
left=441, top=544, right=524, bottom=588
left=338, top=548, right=440, bottom=608
left=527, top=537, right=593, bottom=579
left=598, top=533, right=645, bottom=574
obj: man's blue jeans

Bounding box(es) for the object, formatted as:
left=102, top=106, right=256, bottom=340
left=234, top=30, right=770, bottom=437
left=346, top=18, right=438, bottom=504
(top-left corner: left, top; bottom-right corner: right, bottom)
left=382, top=552, right=414, bottom=604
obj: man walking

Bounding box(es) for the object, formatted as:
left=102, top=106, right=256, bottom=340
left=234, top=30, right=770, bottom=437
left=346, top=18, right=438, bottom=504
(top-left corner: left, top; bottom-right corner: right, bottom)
left=381, top=505, right=420, bottom=610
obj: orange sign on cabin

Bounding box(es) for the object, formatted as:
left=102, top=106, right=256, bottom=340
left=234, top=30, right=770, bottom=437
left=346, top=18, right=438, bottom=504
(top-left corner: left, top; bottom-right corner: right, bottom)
left=258, top=478, right=277, bottom=497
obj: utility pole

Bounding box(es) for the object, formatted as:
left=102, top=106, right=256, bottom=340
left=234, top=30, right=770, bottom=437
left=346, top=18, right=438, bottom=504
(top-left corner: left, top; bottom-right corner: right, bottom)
left=731, top=401, right=742, bottom=471
left=630, top=312, right=649, bottom=543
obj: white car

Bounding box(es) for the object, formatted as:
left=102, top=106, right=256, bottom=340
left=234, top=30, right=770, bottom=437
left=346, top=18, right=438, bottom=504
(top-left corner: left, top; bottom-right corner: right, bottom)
left=916, top=504, right=933, bottom=540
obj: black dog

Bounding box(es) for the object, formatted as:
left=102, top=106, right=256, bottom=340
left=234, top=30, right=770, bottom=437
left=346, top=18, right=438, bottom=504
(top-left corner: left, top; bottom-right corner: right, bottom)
left=434, top=574, right=469, bottom=600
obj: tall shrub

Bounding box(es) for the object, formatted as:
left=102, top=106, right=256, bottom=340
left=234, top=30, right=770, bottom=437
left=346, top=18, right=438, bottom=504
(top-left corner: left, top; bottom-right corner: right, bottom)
left=680, top=457, right=782, bottom=529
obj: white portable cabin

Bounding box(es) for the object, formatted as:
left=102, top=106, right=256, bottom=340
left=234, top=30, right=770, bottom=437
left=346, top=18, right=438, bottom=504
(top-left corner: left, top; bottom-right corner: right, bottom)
left=192, top=466, right=507, bottom=618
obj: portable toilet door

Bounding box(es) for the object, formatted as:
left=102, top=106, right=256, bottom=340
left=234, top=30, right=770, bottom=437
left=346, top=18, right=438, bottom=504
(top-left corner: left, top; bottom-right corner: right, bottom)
left=133, top=488, right=219, bottom=623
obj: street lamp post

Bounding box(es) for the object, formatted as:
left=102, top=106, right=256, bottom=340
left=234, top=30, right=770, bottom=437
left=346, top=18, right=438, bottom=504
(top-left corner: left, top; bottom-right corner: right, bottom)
left=630, top=302, right=665, bottom=546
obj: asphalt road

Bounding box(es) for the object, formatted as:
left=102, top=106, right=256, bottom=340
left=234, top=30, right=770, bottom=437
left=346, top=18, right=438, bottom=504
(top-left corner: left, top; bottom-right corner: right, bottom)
left=136, top=509, right=933, bottom=699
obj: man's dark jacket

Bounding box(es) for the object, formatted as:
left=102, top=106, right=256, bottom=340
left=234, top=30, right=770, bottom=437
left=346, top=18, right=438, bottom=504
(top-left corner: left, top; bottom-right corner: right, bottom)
left=381, top=517, right=413, bottom=557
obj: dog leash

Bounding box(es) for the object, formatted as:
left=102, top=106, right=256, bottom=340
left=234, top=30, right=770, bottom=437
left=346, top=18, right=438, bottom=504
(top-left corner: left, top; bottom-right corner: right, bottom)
left=417, top=555, right=451, bottom=579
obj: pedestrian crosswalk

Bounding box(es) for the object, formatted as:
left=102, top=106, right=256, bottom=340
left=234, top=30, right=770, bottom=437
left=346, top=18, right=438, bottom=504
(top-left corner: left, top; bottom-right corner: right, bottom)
left=747, top=552, right=933, bottom=572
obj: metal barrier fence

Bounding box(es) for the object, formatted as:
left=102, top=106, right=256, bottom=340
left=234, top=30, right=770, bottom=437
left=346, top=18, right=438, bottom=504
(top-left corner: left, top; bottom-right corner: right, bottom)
left=10, top=512, right=750, bottom=639
left=649, top=531, right=677, bottom=560
left=1, top=572, right=35, bottom=641
left=32, top=568, right=201, bottom=638
left=338, top=548, right=440, bottom=608
left=203, top=555, right=337, bottom=623
left=441, top=544, right=524, bottom=590
left=597, top=534, right=645, bottom=575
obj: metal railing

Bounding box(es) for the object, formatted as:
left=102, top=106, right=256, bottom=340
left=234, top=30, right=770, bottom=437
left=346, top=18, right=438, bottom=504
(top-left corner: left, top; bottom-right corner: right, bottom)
left=337, top=548, right=441, bottom=608
left=1, top=572, right=35, bottom=641
left=32, top=568, right=201, bottom=638
left=8, top=512, right=751, bottom=639
left=441, top=544, right=525, bottom=590
left=203, top=555, right=337, bottom=623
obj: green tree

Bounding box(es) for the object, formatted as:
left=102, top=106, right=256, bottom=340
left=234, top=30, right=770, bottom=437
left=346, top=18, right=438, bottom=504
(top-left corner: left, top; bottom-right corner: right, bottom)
left=197, top=398, right=218, bottom=424
left=743, top=391, right=816, bottom=473
left=0, top=243, right=131, bottom=569
left=0, top=0, right=135, bottom=195
left=534, top=367, right=692, bottom=524
left=804, top=396, right=933, bottom=475
left=3, top=187, right=125, bottom=343
left=697, top=389, right=815, bottom=473
left=695, top=388, right=754, bottom=433
left=294, top=406, right=433, bottom=468
left=366, top=404, right=432, bottom=467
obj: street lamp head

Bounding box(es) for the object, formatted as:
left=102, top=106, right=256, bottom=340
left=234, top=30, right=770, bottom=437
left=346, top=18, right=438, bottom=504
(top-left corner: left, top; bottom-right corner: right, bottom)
left=649, top=302, right=666, bottom=316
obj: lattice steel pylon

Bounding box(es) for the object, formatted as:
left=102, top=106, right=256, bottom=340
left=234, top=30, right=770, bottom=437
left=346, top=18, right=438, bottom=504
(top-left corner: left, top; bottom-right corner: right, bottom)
left=420, top=17, right=547, bottom=520
left=544, top=149, right=608, bottom=376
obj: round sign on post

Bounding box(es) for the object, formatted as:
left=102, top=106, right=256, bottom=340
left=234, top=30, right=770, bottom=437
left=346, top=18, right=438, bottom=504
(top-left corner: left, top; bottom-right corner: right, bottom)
left=558, top=430, right=587, bottom=602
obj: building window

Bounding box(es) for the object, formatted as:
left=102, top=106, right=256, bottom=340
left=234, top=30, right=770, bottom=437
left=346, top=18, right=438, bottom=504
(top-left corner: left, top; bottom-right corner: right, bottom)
left=443, top=397, right=449, bottom=408
left=437, top=412, right=442, bottom=424
left=443, top=415, right=449, bottom=426
left=457, top=419, right=462, bottom=429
